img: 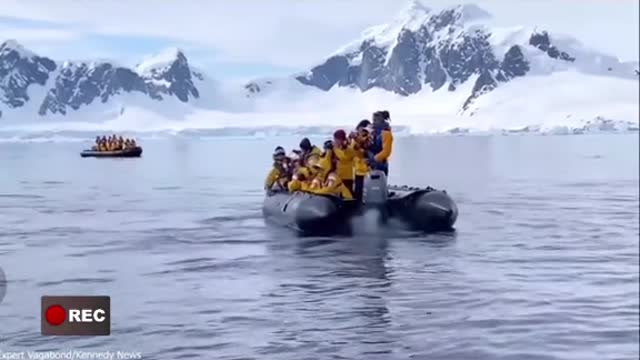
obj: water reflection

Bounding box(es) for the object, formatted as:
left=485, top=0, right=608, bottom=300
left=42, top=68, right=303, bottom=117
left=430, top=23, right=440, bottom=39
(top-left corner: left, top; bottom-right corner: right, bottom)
left=261, top=234, right=395, bottom=356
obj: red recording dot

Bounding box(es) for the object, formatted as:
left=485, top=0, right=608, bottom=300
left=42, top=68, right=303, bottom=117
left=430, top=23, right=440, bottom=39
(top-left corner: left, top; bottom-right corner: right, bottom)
left=45, top=305, right=66, bottom=326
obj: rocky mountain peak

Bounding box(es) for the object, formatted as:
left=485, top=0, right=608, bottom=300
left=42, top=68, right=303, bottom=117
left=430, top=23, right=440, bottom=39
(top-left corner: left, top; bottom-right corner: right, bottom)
left=135, top=47, right=188, bottom=75
left=0, top=39, right=56, bottom=108
left=281, top=1, right=637, bottom=114
left=0, top=41, right=203, bottom=118
left=393, top=0, right=431, bottom=27
left=136, top=47, right=199, bottom=102
left=0, top=39, right=35, bottom=58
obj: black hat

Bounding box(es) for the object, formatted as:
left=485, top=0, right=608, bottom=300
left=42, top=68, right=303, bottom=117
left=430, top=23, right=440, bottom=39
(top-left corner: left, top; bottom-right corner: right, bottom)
left=299, top=138, right=311, bottom=151
left=273, top=147, right=286, bottom=159
left=356, top=119, right=371, bottom=129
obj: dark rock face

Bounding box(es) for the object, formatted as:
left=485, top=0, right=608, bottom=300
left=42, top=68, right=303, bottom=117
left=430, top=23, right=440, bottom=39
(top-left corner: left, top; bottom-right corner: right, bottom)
left=0, top=41, right=56, bottom=108
left=297, top=56, right=350, bottom=91
left=289, top=6, right=586, bottom=112
left=39, top=63, right=147, bottom=115
left=0, top=41, right=202, bottom=118
left=142, top=52, right=199, bottom=102
left=293, top=7, right=520, bottom=112
left=529, top=31, right=575, bottom=62
left=499, top=45, right=530, bottom=79
left=463, top=45, right=530, bottom=110
left=385, top=30, right=422, bottom=95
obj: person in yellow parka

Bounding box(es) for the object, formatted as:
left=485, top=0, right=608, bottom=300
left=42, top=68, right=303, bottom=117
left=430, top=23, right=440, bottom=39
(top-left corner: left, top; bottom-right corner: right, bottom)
left=264, top=146, right=289, bottom=192
left=331, top=129, right=356, bottom=196
left=287, top=152, right=315, bottom=192
left=299, top=137, right=322, bottom=165
left=308, top=155, right=353, bottom=200
left=319, top=139, right=334, bottom=168
left=99, top=136, right=108, bottom=151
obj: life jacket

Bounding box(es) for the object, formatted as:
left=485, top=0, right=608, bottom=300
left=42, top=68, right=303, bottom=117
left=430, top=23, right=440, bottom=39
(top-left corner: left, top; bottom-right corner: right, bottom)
left=370, top=123, right=389, bottom=155
left=369, top=123, right=392, bottom=172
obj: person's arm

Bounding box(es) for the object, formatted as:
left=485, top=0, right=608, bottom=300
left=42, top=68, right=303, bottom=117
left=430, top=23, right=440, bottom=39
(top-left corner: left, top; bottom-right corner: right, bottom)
left=333, top=145, right=354, bottom=162
left=288, top=179, right=301, bottom=192
left=321, top=173, right=341, bottom=192
left=264, top=168, right=279, bottom=190
left=374, top=130, right=393, bottom=162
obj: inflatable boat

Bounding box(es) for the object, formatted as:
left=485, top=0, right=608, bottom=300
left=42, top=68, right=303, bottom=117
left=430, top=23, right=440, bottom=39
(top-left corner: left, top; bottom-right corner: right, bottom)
left=262, top=170, right=458, bottom=235
left=80, top=147, right=143, bottom=158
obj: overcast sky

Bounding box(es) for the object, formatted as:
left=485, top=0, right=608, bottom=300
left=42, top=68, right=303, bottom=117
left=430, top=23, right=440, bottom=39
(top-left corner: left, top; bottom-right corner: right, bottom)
left=1, top=0, right=638, bottom=79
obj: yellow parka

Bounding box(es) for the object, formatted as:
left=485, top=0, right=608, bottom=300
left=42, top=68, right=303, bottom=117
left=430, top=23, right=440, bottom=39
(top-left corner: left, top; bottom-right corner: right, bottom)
left=332, top=144, right=356, bottom=181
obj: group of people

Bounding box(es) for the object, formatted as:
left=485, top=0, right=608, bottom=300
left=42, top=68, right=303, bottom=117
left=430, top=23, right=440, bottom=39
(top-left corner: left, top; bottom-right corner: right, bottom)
left=91, top=135, right=138, bottom=152
left=265, top=110, right=393, bottom=201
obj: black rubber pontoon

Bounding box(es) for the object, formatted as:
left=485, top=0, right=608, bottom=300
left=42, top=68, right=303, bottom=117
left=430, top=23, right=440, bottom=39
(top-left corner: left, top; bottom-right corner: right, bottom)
left=262, top=170, right=458, bottom=235
left=263, top=191, right=359, bottom=235
left=80, top=147, right=143, bottom=158
left=387, top=186, right=458, bottom=232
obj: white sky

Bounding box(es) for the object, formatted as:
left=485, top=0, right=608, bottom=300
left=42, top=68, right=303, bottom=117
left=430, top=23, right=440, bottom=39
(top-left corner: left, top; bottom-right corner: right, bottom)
left=0, top=0, right=638, bottom=78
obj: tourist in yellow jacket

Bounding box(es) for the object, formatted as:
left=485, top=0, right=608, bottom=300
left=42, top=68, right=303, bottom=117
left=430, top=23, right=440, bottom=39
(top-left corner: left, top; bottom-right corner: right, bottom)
left=288, top=153, right=322, bottom=192
left=308, top=156, right=353, bottom=200
left=331, top=129, right=356, bottom=195
left=264, top=147, right=289, bottom=191
left=350, top=119, right=372, bottom=201
left=298, top=137, right=322, bottom=165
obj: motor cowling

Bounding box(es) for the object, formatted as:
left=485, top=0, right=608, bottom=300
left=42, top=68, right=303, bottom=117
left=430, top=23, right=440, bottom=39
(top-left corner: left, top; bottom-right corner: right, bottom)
left=363, top=170, right=388, bottom=206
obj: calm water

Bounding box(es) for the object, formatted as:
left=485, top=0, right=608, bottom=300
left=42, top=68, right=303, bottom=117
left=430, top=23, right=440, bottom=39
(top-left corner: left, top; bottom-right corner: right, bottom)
left=0, top=134, right=638, bottom=360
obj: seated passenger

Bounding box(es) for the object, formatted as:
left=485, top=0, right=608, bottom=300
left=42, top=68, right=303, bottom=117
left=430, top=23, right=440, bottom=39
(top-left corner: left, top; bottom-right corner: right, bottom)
left=320, top=139, right=334, bottom=168
left=308, top=157, right=353, bottom=200
left=299, top=154, right=322, bottom=192
left=106, top=135, right=114, bottom=151
left=288, top=166, right=312, bottom=192
left=299, top=137, right=321, bottom=165
left=91, top=136, right=101, bottom=151
left=99, top=136, right=108, bottom=151
left=118, top=136, right=125, bottom=150
left=130, top=138, right=137, bottom=148
left=264, top=147, right=289, bottom=192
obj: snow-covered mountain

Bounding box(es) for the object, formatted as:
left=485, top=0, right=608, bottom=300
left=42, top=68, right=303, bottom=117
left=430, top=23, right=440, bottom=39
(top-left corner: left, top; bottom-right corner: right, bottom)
left=0, top=0, right=637, bottom=133
left=245, top=1, right=639, bottom=114
left=0, top=41, right=216, bottom=121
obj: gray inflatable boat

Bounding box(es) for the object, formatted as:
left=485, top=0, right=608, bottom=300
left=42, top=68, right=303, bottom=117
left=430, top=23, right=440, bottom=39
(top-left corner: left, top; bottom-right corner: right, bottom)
left=262, top=170, right=458, bottom=235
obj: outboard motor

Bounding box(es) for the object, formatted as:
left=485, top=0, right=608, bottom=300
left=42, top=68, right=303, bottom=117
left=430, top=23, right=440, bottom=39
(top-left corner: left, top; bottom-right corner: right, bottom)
left=362, top=170, right=389, bottom=221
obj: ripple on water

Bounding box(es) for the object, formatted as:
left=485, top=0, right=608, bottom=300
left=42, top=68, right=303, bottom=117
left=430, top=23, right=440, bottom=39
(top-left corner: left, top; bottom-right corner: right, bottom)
left=1, top=136, right=638, bottom=360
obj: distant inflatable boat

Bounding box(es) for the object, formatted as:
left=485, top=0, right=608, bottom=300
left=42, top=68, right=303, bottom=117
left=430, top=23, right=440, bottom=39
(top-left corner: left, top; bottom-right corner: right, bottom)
left=262, top=170, right=458, bottom=235
left=80, top=147, right=143, bottom=158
